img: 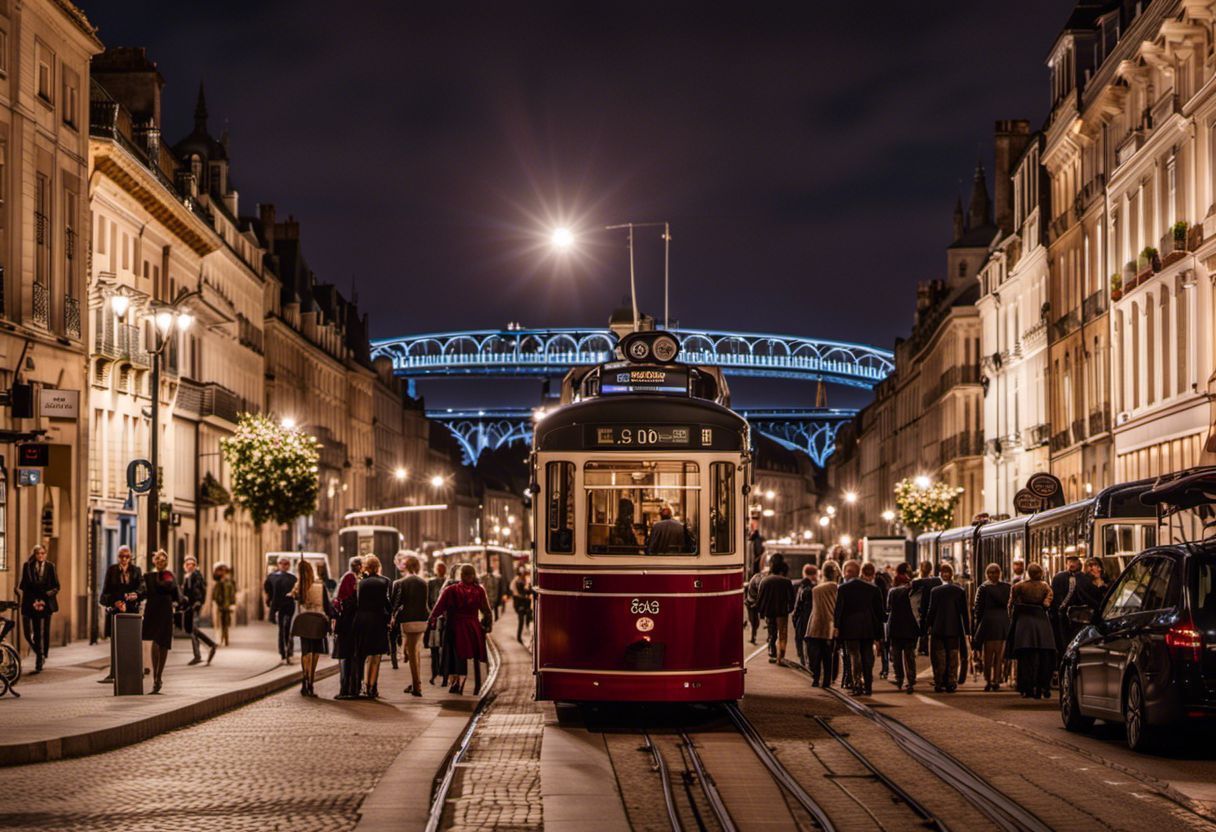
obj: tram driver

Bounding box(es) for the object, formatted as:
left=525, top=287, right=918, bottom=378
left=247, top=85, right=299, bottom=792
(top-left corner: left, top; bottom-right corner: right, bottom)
left=647, top=505, right=689, bottom=554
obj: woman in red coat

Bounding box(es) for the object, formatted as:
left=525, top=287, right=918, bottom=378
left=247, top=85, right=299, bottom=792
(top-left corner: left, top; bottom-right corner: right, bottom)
left=426, top=563, right=491, bottom=694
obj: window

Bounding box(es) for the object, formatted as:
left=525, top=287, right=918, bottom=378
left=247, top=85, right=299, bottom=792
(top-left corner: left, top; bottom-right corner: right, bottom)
left=1102, top=559, right=1153, bottom=620
left=545, top=461, right=574, bottom=554
left=61, top=68, right=78, bottom=128
left=36, top=43, right=52, bottom=103
left=34, top=173, right=49, bottom=287
left=1141, top=558, right=1176, bottom=611
left=710, top=462, right=734, bottom=554
left=0, top=30, right=8, bottom=77
left=584, top=460, right=699, bottom=555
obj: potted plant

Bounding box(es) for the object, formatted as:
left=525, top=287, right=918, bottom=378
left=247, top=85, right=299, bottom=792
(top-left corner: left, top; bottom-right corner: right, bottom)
left=1138, top=246, right=1160, bottom=275
left=1172, top=220, right=1188, bottom=242
left=1110, top=272, right=1123, bottom=301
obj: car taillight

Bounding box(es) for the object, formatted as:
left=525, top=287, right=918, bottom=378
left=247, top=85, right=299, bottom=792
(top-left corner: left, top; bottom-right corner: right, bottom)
left=1165, top=616, right=1203, bottom=662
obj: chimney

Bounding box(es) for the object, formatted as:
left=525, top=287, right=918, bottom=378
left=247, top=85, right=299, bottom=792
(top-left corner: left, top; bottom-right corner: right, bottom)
left=259, top=203, right=277, bottom=248
left=91, top=47, right=165, bottom=128
left=993, top=119, right=1031, bottom=235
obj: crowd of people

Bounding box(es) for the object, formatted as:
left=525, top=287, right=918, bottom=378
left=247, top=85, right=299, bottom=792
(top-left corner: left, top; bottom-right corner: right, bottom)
left=746, top=550, right=1108, bottom=698
left=14, top=541, right=535, bottom=699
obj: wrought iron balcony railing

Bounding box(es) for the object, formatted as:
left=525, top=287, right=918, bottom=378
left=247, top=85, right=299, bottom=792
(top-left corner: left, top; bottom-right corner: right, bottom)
left=64, top=295, right=80, bottom=339
left=31, top=282, right=49, bottom=328
left=1088, top=408, right=1111, bottom=436
left=1023, top=423, right=1051, bottom=448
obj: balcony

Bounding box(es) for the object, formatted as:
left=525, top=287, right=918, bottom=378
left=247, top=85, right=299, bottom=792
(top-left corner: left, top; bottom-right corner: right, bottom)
left=95, top=320, right=151, bottom=367
left=1115, top=129, right=1145, bottom=168
left=1073, top=174, right=1106, bottom=221
left=921, top=365, right=981, bottom=408
left=939, top=431, right=983, bottom=465
left=1071, top=417, right=1087, bottom=445
left=64, top=296, right=80, bottom=340
left=1050, top=429, right=1071, bottom=453
left=1088, top=408, right=1110, bottom=436
left=31, top=282, right=48, bottom=328
left=200, top=382, right=244, bottom=425
left=1023, top=423, right=1051, bottom=448
left=1052, top=309, right=1080, bottom=341
left=1150, top=91, right=1180, bottom=128
left=1081, top=290, right=1106, bottom=323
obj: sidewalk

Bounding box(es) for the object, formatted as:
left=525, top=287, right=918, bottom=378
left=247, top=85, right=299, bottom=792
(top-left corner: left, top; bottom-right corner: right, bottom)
left=0, top=620, right=334, bottom=766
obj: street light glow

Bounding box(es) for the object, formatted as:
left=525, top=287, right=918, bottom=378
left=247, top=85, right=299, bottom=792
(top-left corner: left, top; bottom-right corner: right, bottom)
left=844, top=491, right=857, bottom=504
left=915, top=475, right=932, bottom=489
left=826, top=505, right=836, bottom=516
left=839, top=534, right=852, bottom=548
left=551, top=227, right=574, bottom=250
left=155, top=310, right=175, bottom=335
left=818, top=516, right=830, bottom=527
left=110, top=292, right=130, bottom=320
left=764, top=489, right=775, bottom=501
left=281, top=417, right=297, bottom=430
left=394, top=467, right=408, bottom=481
left=881, top=509, right=896, bottom=522
left=176, top=311, right=195, bottom=332
left=802, top=530, right=813, bottom=540
left=430, top=474, right=445, bottom=488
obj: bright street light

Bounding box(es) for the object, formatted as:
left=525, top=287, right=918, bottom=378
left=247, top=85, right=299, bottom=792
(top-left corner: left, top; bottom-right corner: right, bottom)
left=764, top=489, right=775, bottom=501
left=762, top=508, right=775, bottom=518
left=915, top=475, right=932, bottom=490
left=802, top=530, right=813, bottom=540
left=430, top=474, right=445, bottom=488
left=844, top=491, right=857, bottom=504
left=881, top=509, right=896, bottom=522
left=155, top=310, right=175, bottom=335
left=826, top=505, right=837, bottom=516
left=818, top=516, right=830, bottom=527
left=176, top=311, right=195, bottom=332
left=551, top=227, right=574, bottom=250
left=110, top=291, right=131, bottom=320
left=281, top=417, right=297, bottom=430
left=394, top=467, right=408, bottom=481
left=839, top=534, right=852, bottom=548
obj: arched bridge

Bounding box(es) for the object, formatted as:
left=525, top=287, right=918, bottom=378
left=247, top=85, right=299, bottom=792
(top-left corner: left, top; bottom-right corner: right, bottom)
left=429, top=407, right=859, bottom=468
left=371, top=327, right=894, bottom=390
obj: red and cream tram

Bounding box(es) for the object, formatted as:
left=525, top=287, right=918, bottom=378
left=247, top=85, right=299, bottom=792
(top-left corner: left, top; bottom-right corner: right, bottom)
left=530, top=330, right=749, bottom=702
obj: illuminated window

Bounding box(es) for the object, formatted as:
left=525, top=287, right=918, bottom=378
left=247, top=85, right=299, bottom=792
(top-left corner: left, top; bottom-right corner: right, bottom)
left=584, top=460, right=699, bottom=555
left=545, top=461, right=574, bottom=554
left=710, top=462, right=734, bottom=555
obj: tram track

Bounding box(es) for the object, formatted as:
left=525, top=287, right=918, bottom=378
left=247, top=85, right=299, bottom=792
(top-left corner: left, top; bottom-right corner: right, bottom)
left=785, top=662, right=1052, bottom=832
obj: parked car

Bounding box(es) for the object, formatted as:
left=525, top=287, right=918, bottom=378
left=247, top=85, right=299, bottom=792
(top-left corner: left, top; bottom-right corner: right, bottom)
left=1059, top=468, right=1216, bottom=751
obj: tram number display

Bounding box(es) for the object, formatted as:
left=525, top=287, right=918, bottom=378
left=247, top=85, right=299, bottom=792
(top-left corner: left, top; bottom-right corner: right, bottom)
left=593, top=425, right=692, bottom=447
left=630, top=599, right=660, bottom=615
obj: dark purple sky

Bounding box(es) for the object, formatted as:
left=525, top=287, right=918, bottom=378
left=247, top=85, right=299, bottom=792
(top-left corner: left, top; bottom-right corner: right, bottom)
left=80, top=1, right=1069, bottom=350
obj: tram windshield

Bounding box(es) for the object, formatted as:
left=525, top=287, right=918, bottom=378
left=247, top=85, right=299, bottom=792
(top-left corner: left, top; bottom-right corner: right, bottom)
left=584, top=460, right=700, bottom=555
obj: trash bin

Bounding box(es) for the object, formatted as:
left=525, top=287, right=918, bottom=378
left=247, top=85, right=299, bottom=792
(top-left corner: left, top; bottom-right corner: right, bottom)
left=112, top=613, right=143, bottom=696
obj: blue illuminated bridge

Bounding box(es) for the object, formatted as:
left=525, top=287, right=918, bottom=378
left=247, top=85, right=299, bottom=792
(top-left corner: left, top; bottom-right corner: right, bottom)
left=369, top=327, right=894, bottom=466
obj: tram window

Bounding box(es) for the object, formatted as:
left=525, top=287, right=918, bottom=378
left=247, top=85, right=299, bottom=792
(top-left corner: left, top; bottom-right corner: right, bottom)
left=584, top=460, right=700, bottom=555
left=710, top=463, right=734, bottom=555
left=1102, top=523, right=1154, bottom=558
left=546, top=461, right=575, bottom=554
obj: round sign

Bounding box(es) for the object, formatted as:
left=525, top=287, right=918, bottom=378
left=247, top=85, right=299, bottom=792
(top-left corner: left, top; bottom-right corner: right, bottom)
left=627, top=340, right=651, bottom=361
left=1013, top=488, right=1044, bottom=515
left=635, top=617, right=655, bottom=632
left=1027, top=473, right=1062, bottom=499
left=651, top=334, right=680, bottom=363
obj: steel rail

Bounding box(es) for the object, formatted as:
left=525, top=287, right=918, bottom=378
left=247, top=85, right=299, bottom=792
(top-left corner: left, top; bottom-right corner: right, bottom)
left=783, top=662, right=1051, bottom=832
left=424, top=637, right=504, bottom=832
left=643, top=732, right=687, bottom=832
left=723, top=702, right=836, bottom=831
left=680, top=731, right=738, bottom=832
left=812, top=715, right=948, bottom=832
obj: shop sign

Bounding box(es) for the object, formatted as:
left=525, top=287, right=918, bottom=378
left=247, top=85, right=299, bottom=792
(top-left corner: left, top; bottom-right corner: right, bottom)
left=39, top=389, right=79, bottom=419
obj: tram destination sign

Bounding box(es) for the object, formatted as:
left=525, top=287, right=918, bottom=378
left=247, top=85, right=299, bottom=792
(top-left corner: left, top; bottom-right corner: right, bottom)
left=600, top=365, right=689, bottom=396
left=590, top=424, right=693, bottom=448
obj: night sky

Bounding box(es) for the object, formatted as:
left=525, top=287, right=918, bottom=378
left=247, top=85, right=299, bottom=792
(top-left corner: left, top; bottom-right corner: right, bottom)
left=80, top=2, right=1072, bottom=406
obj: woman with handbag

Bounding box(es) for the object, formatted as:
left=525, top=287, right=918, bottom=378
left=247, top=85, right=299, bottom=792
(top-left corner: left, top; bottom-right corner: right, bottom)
left=426, top=563, right=492, bottom=695
left=290, top=560, right=334, bottom=697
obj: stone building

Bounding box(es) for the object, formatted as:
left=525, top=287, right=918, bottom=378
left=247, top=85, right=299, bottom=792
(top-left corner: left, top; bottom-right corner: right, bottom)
left=977, top=128, right=1052, bottom=515
left=0, top=0, right=100, bottom=644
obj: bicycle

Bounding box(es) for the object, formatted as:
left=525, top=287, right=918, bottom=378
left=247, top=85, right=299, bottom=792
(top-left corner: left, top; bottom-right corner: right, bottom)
left=0, top=600, right=22, bottom=698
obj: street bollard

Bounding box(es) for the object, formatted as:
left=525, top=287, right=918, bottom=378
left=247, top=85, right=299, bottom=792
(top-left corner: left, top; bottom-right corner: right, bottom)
left=112, top=613, right=144, bottom=696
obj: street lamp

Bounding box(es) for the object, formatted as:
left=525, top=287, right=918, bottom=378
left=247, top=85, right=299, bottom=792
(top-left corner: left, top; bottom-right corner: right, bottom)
left=430, top=474, right=445, bottom=489
left=839, top=534, right=852, bottom=548
left=844, top=491, right=857, bottom=504
left=764, top=489, right=775, bottom=501
left=551, top=227, right=574, bottom=250
left=826, top=505, right=837, bottom=516
left=394, top=467, right=408, bottom=481
left=818, top=516, right=830, bottom=528
left=112, top=288, right=199, bottom=566
left=550, top=220, right=672, bottom=330
left=915, top=475, right=932, bottom=490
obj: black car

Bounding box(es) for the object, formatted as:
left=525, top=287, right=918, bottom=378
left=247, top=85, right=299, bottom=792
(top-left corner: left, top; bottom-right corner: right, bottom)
left=1059, top=469, right=1216, bottom=752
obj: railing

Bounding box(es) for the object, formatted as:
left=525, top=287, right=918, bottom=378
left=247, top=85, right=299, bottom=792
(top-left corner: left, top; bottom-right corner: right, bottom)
left=922, top=365, right=981, bottom=408
left=64, top=295, right=80, bottom=339
left=1071, top=417, right=1087, bottom=445
left=1151, top=91, right=1180, bottom=127
left=1073, top=174, right=1106, bottom=221
left=1050, top=429, right=1071, bottom=453
left=939, top=431, right=984, bottom=465
left=1116, top=129, right=1145, bottom=167
left=1023, top=423, right=1051, bottom=448
left=1049, top=212, right=1070, bottom=240
left=1088, top=408, right=1110, bottom=436
left=1052, top=309, right=1080, bottom=340
left=31, top=282, right=49, bottom=328
left=237, top=313, right=264, bottom=354
left=200, top=382, right=244, bottom=424
left=1081, top=290, right=1106, bottom=323
left=1021, top=318, right=1048, bottom=343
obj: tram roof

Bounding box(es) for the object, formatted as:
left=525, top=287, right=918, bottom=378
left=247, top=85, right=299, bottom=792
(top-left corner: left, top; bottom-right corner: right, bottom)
left=533, top=394, right=748, bottom=448
left=938, top=523, right=978, bottom=543
left=977, top=515, right=1028, bottom=537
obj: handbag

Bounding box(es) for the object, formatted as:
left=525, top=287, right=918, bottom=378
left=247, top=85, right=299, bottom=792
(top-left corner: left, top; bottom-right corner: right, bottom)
left=291, top=611, right=328, bottom=640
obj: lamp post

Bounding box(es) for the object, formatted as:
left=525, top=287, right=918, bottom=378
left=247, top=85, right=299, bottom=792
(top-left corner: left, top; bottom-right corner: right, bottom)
left=551, top=221, right=672, bottom=331
left=112, top=287, right=197, bottom=567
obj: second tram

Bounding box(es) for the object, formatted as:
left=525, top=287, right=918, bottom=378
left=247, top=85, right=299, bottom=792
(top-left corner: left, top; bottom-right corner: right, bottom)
left=531, top=330, right=750, bottom=703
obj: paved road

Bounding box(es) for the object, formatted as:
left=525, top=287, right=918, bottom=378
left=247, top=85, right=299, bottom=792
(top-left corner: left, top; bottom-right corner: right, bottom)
left=0, top=660, right=469, bottom=832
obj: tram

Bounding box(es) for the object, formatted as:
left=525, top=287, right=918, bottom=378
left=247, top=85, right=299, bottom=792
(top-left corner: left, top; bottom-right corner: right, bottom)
left=916, top=478, right=1159, bottom=589
left=431, top=544, right=528, bottom=581
left=338, top=525, right=405, bottom=578
left=531, top=330, right=750, bottom=703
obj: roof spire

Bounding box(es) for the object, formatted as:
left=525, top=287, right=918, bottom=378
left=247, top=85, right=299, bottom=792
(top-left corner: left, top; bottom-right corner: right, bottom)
left=968, top=160, right=991, bottom=230
left=194, top=82, right=208, bottom=133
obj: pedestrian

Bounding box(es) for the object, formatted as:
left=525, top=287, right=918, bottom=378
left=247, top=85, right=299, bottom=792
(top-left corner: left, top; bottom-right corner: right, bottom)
left=98, top=546, right=142, bottom=683
left=389, top=551, right=410, bottom=669
left=972, top=563, right=1011, bottom=691
left=212, top=564, right=236, bottom=646
left=756, top=558, right=796, bottom=665
left=426, top=560, right=451, bottom=685
left=748, top=517, right=764, bottom=577
left=1008, top=562, right=1055, bottom=699
left=426, top=563, right=492, bottom=695
left=745, top=566, right=764, bottom=644
left=141, top=550, right=178, bottom=694
left=910, top=560, right=942, bottom=655
left=1075, top=557, right=1109, bottom=610
left=886, top=564, right=919, bottom=694
left=806, top=562, right=839, bottom=687
left=391, top=555, right=429, bottom=697
left=1049, top=554, right=1092, bottom=660
left=792, top=564, right=818, bottom=667
left=924, top=563, right=969, bottom=693
left=510, top=566, right=534, bottom=643
left=18, top=545, right=59, bottom=674
left=833, top=559, right=884, bottom=695
left=354, top=554, right=392, bottom=698
left=290, top=559, right=334, bottom=697
left=264, top=556, right=298, bottom=664
left=180, top=556, right=217, bottom=666
left=333, top=556, right=364, bottom=700
left=480, top=561, right=502, bottom=622
left=1010, top=558, right=1027, bottom=584
left=316, top=560, right=337, bottom=597
left=863, top=562, right=892, bottom=680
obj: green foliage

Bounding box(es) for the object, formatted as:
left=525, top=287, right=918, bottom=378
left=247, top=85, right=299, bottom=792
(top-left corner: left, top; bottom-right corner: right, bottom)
left=894, top=477, right=959, bottom=534
left=1172, top=220, right=1188, bottom=241
left=220, top=413, right=320, bottom=527
left=1109, top=272, right=1122, bottom=293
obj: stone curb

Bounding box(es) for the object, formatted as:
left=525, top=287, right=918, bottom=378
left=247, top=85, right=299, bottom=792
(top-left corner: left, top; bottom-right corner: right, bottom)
left=0, top=663, right=339, bottom=767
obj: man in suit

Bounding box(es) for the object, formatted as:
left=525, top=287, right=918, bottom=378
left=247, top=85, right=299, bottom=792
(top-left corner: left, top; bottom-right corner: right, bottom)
left=263, top=557, right=298, bottom=664
left=748, top=518, right=764, bottom=578
left=18, top=545, right=59, bottom=673
left=910, top=560, right=943, bottom=655
left=833, top=560, right=884, bottom=695
left=863, top=562, right=892, bottom=679
left=791, top=564, right=818, bottom=668
left=1050, top=555, right=1092, bottom=655
left=647, top=506, right=689, bottom=554
left=923, top=563, right=969, bottom=692
left=886, top=564, right=920, bottom=693
left=181, top=556, right=217, bottom=666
